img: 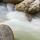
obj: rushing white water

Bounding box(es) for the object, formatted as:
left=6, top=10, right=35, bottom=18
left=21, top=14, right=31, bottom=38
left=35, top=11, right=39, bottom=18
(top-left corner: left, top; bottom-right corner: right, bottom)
left=0, top=3, right=40, bottom=40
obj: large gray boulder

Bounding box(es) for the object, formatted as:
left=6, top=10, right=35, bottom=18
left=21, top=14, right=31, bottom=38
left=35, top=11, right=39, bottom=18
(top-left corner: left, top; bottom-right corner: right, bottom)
left=0, top=24, right=14, bottom=40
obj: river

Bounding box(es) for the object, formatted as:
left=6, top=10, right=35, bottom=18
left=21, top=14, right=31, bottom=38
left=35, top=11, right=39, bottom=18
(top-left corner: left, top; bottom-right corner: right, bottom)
left=0, top=3, right=40, bottom=40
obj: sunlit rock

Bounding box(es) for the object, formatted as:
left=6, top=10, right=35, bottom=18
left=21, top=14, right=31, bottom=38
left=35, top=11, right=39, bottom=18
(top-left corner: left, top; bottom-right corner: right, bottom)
left=16, top=0, right=40, bottom=21
left=16, top=0, right=34, bottom=11
left=3, top=0, right=24, bottom=4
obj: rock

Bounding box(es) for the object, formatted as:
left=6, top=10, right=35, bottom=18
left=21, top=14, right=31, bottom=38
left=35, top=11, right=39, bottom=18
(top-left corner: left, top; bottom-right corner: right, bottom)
left=3, top=0, right=24, bottom=4
left=16, top=0, right=40, bottom=21
left=28, top=0, right=40, bottom=14
left=16, top=0, right=35, bottom=12
left=0, top=24, right=14, bottom=40
left=16, top=0, right=39, bottom=13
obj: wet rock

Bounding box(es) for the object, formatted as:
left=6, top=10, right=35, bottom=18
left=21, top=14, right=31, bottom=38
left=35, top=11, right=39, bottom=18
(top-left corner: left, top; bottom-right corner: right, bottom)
left=16, top=0, right=40, bottom=21
left=0, top=24, right=14, bottom=40
left=3, top=0, right=24, bottom=4
left=16, top=0, right=35, bottom=12
left=16, top=0, right=39, bottom=12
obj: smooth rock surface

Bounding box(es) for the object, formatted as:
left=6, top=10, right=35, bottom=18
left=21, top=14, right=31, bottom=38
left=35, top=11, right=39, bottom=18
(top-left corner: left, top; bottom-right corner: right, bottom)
left=0, top=24, right=14, bottom=40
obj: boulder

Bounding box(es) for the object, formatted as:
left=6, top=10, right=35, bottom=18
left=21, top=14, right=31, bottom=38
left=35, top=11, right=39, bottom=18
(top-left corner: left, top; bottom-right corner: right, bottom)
left=16, top=0, right=40, bottom=21
left=28, top=0, right=40, bottom=14
left=0, top=0, right=3, bottom=3
left=0, top=24, right=14, bottom=40
left=16, top=0, right=39, bottom=13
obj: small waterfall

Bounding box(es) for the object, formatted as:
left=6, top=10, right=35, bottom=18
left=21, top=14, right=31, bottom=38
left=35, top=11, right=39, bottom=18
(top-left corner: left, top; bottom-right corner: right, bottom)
left=0, top=3, right=40, bottom=40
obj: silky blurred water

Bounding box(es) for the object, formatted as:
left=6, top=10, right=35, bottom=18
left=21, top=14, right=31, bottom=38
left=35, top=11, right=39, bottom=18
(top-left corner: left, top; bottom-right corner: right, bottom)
left=0, top=3, right=40, bottom=40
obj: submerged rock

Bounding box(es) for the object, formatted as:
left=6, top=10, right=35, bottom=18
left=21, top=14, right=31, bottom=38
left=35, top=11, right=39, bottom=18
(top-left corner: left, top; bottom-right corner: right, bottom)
left=0, top=24, right=14, bottom=40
